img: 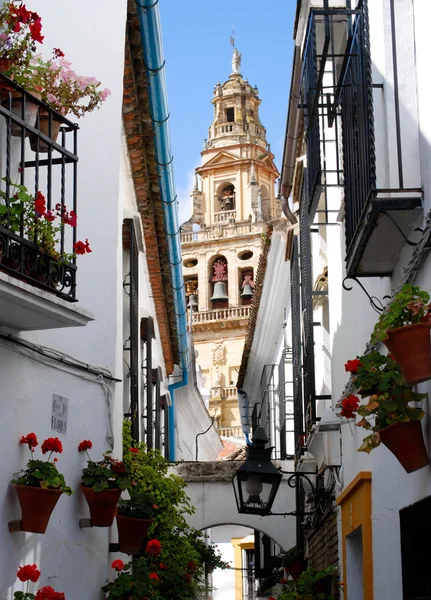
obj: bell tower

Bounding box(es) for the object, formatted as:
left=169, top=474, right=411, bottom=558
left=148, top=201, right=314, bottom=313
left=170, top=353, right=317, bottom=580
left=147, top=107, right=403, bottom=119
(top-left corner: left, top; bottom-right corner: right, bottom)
left=181, top=49, right=280, bottom=441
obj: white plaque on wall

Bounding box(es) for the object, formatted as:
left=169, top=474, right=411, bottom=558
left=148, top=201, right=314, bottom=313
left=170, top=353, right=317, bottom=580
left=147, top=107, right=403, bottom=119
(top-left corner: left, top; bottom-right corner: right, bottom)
left=51, top=394, right=68, bottom=434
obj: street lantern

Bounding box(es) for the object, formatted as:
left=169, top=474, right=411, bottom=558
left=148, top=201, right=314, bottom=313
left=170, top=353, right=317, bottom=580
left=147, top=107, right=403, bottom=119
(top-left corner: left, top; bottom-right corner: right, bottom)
left=232, top=427, right=282, bottom=516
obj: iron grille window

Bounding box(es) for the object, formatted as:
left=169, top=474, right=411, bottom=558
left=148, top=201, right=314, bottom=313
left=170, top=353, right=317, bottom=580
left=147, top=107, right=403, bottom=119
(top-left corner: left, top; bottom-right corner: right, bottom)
left=291, top=237, right=304, bottom=461
left=123, top=219, right=139, bottom=443
left=301, top=13, right=322, bottom=213
left=141, top=316, right=155, bottom=448
left=341, top=0, right=375, bottom=255
left=400, top=495, right=431, bottom=600
left=300, top=188, right=316, bottom=432
left=278, top=352, right=287, bottom=459
left=0, top=74, right=79, bottom=300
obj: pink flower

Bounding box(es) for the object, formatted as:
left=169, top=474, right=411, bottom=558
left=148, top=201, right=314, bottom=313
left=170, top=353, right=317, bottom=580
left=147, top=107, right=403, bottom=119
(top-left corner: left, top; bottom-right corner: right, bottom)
left=100, top=88, right=111, bottom=101
left=46, top=93, right=57, bottom=104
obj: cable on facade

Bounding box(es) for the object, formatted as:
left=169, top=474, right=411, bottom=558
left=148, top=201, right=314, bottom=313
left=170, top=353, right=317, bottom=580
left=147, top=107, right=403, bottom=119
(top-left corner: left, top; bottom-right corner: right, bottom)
left=143, top=60, right=165, bottom=75
left=154, top=155, right=173, bottom=168
left=160, top=194, right=177, bottom=205
left=135, top=0, right=159, bottom=12
left=0, top=332, right=121, bottom=383
left=152, top=112, right=170, bottom=126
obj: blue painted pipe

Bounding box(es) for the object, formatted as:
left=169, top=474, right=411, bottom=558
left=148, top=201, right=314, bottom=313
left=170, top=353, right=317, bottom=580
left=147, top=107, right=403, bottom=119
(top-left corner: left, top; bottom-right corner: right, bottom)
left=137, top=0, right=189, bottom=461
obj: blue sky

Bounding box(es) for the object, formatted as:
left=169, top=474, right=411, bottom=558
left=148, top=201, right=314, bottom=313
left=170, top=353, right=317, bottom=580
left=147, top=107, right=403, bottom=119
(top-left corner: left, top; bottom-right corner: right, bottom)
left=159, top=0, right=297, bottom=223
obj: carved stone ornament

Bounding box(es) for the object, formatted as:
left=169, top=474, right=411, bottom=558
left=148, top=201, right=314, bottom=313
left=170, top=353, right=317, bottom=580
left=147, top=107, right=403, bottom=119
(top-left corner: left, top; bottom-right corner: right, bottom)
left=212, top=342, right=227, bottom=365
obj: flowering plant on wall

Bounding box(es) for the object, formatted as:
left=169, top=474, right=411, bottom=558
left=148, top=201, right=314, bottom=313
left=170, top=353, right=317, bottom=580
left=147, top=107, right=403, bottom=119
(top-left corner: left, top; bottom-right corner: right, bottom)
left=11, top=432, right=72, bottom=494
left=78, top=442, right=130, bottom=491
left=0, top=180, right=91, bottom=263
left=12, top=51, right=111, bottom=117
left=342, top=351, right=426, bottom=453
left=0, top=1, right=43, bottom=73
left=14, top=562, right=65, bottom=599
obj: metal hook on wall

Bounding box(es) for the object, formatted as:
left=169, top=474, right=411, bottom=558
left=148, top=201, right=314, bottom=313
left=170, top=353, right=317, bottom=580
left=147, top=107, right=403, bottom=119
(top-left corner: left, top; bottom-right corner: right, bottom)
left=342, top=276, right=387, bottom=314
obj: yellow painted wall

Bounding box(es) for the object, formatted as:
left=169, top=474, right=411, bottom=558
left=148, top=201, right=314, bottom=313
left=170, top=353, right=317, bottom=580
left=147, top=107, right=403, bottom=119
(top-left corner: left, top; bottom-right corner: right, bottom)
left=336, top=472, right=373, bottom=600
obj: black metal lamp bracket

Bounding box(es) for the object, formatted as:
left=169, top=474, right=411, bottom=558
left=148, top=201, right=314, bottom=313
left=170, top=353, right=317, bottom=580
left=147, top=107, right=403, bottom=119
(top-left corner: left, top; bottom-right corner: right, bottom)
left=266, top=469, right=317, bottom=517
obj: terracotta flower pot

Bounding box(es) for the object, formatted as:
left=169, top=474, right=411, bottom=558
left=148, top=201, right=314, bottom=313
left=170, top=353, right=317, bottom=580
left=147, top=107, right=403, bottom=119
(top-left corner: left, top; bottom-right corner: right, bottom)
left=30, top=109, right=63, bottom=153
left=384, top=322, right=431, bottom=384
left=10, top=91, right=41, bottom=137
left=14, top=485, right=63, bottom=533
left=80, top=484, right=121, bottom=527
left=379, top=420, right=429, bottom=473
left=285, top=559, right=308, bottom=581
left=115, top=509, right=154, bottom=555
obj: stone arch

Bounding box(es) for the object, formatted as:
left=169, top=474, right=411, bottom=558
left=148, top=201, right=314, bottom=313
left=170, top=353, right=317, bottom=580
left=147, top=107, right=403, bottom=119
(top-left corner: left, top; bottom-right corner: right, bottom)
left=215, top=180, right=236, bottom=213
left=171, top=462, right=297, bottom=551
left=208, top=254, right=228, bottom=309
left=259, top=183, right=270, bottom=220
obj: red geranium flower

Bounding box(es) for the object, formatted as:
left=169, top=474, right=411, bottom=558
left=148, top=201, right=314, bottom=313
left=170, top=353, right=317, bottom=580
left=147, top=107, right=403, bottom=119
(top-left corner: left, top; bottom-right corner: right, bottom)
left=149, top=572, right=160, bottom=582
left=17, top=564, right=41, bottom=582
left=62, top=210, right=77, bottom=227
left=152, top=503, right=159, bottom=510
left=183, top=573, right=192, bottom=584
left=111, top=459, right=125, bottom=473
left=344, top=359, right=362, bottom=374
left=45, top=210, right=55, bottom=222
left=129, top=447, right=139, bottom=454
left=111, top=559, right=124, bottom=572
left=73, top=238, right=92, bottom=255
left=280, top=578, right=287, bottom=584
left=29, top=18, right=43, bottom=43
left=41, top=437, right=63, bottom=454
left=159, top=563, right=166, bottom=570
left=53, top=48, right=65, bottom=58
left=340, top=394, right=360, bottom=419
left=20, top=432, right=38, bottom=448
left=146, top=539, right=162, bottom=557
left=78, top=440, right=92, bottom=452
left=34, top=191, right=46, bottom=216
left=187, top=560, right=197, bottom=573
left=35, top=586, right=65, bottom=600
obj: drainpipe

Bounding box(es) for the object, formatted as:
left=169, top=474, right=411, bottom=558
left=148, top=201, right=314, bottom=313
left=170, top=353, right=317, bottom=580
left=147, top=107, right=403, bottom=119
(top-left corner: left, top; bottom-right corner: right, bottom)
left=137, top=0, right=189, bottom=461
left=279, top=46, right=302, bottom=225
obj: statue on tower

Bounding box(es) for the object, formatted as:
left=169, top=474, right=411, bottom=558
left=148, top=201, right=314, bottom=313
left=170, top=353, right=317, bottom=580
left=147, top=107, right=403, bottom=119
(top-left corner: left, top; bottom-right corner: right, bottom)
left=232, top=48, right=241, bottom=74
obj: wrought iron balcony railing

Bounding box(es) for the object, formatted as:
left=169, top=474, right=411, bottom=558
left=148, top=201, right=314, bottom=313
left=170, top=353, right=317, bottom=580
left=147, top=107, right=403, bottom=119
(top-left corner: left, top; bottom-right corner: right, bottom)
left=0, top=73, right=79, bottom=301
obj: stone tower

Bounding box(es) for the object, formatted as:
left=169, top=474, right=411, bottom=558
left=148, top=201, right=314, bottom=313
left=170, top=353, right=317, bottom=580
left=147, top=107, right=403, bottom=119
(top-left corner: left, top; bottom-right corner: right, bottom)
left=181, top=49, right=279, bottom=439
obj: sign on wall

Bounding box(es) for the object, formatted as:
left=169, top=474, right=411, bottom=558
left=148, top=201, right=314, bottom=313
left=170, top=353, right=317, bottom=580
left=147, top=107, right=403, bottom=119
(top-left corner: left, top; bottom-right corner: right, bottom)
left=51, top=394, right=68, bottom=434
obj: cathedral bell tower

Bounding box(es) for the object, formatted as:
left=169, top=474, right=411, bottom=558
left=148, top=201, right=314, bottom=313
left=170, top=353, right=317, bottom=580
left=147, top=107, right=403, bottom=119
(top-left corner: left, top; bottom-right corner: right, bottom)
left=180, top=49, right=280, bottom=440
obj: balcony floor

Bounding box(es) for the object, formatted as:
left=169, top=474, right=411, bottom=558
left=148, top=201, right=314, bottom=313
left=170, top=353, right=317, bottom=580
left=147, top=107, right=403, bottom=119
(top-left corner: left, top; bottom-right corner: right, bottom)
left=0, top=271, right=94, bottom=331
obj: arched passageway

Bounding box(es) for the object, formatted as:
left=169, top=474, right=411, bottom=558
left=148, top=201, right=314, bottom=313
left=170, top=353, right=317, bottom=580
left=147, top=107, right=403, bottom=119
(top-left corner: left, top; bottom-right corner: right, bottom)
left=171, top=461, right=297, bottom=549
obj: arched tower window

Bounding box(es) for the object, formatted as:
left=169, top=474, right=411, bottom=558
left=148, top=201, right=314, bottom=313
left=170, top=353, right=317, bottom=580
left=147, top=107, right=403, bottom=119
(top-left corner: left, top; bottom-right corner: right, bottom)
left=239, top=268, right=254, bottom=306
left=216, top=182, right=236, bottom=213
left=259, top=184, right=270, bottom=221
left=209, top=256, right=228, bottom=309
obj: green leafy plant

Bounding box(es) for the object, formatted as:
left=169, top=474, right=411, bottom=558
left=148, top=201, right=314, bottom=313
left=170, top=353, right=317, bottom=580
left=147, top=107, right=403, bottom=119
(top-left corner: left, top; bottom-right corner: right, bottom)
left=105, top=422, right=228, bottom=600
left=117, top=490, right=157, bottom=520
left=0, top=180, right=91, bottom=263
left=12, top=433, right=72, bottom=495
left=279, top=546, right=303, bottom=567
left=274, top=565, right=337, bottom=600
left=343, top=351, right=426, bottom=453
left=371, top=284, right=431, bottom=344
left=79, top=440, right=130, bottom=492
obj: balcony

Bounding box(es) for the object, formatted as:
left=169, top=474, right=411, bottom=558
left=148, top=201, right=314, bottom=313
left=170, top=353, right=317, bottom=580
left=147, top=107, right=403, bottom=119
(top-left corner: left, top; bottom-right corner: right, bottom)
left=300, top=2, right=423, bottom=277
left=214, top=209, right=236, bottom=223
left=181, top=220, right=265, bottom=244
left=192, top=306, right=250, bottom=332
left=0, top=74, right=93, bottom=331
